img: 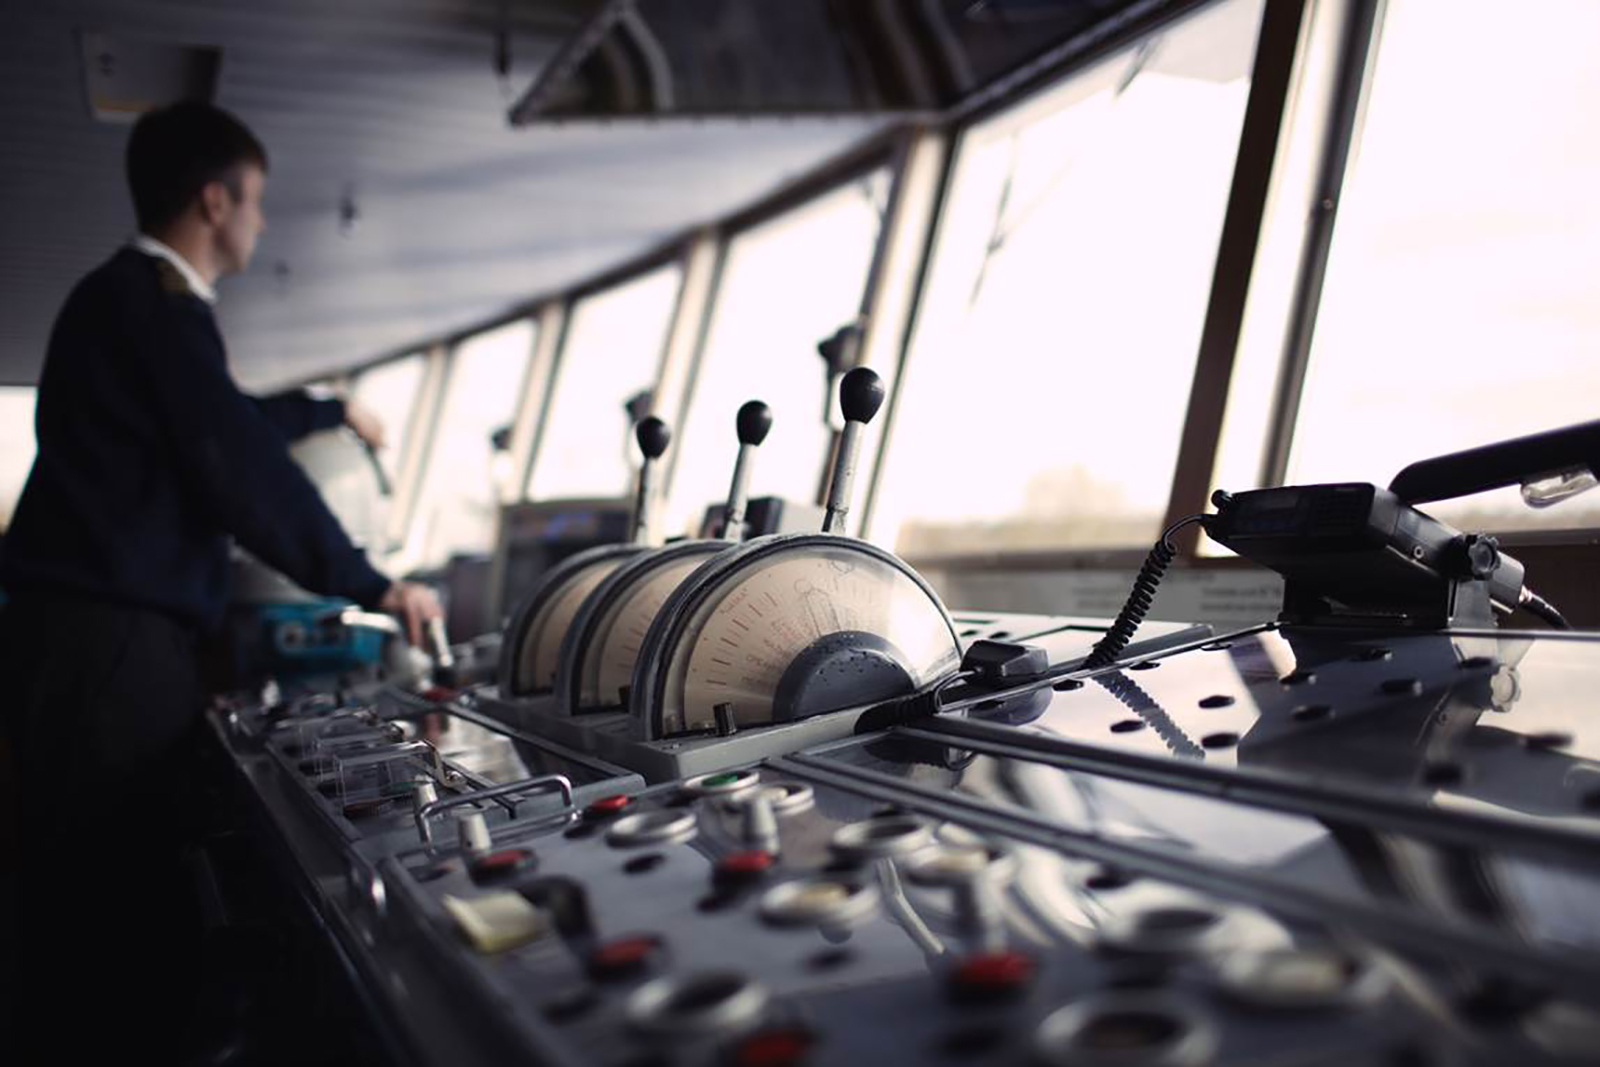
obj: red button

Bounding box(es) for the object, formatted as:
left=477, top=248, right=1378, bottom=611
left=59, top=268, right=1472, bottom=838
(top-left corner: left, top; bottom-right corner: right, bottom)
left=423, top=685, right=457, bottom=703
left=949, top=952, right=1036, bottom=1003
left=731, top=1026, right=815, bottom=1067
left=585, top=794, right=633, bottom=817
left=471, top=848, right=535, bottom=879
left=715, top=850, right=776, bottom=883
left=588, top=934, right=662, bottom=980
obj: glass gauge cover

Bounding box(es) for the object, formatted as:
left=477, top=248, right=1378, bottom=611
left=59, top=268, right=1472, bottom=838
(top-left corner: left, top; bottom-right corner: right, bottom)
left=497, top=544, right=640, bottom=696
left=631, top=534, right=961, bottom=739
left=555, top=541, right=725, bottom=715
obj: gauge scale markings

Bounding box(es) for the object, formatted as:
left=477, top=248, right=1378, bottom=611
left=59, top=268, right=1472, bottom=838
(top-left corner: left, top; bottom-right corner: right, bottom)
left=590, top=553, right=715, bottom=709
left=524, top=559, right=627, bottom=691
left=663, top=546, right=959, bottom=734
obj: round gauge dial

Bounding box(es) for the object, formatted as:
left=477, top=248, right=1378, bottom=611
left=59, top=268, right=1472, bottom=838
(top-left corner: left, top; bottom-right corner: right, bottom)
left=497, top=544, right=640, bottom=696
left=632, top=535, right=961, bottom=739
left=556, top=542, right=723, bottom=715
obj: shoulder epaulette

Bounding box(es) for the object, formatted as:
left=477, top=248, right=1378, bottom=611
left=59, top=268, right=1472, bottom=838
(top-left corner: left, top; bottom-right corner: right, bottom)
left=152, top=257, right=194, bottom=297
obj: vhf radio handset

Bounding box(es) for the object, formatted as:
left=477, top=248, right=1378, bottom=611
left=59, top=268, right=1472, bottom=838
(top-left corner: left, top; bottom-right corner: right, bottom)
left=1205, top=419, right=1599, bottom=629
left=1085, top=421, right=1594, bottom=666
left=1205, top=483, right=1525, bottom=628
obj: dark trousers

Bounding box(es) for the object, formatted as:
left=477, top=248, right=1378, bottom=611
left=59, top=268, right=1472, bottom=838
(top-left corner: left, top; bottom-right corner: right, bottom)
left=0, top=593, right=206, bottom=1057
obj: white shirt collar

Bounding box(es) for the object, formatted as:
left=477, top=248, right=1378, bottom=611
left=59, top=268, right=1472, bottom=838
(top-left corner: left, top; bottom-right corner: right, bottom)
left=132, top=234, right=217, bottom=305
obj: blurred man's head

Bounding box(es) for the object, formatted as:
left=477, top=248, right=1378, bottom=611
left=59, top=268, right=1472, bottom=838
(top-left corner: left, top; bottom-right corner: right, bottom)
left=126, top=102, right=268, bottom=278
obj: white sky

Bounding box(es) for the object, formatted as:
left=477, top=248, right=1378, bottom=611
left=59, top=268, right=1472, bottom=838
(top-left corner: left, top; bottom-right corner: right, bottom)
left=527, top=266, right=680, bottom=502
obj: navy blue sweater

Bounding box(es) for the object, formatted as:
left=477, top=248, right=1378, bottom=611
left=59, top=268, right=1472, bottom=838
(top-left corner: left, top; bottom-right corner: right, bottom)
left=2, top=248, right=392, bottom=629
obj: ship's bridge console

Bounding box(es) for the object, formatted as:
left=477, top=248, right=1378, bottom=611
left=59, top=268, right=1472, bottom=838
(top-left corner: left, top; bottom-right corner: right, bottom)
left=212, top=390, right=1600, bottom=1066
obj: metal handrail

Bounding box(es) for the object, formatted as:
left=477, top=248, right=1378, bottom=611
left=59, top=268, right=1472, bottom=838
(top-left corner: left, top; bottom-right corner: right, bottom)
left=414, top=773, right=575, bottom=846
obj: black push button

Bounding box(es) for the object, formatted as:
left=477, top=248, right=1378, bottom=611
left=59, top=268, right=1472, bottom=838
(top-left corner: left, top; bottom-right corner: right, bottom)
left=518, top=876, right=594, bottom=938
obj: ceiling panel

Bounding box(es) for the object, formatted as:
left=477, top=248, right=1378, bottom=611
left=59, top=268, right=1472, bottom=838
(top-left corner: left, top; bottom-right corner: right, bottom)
left=0, top=0, right=888, bottom=388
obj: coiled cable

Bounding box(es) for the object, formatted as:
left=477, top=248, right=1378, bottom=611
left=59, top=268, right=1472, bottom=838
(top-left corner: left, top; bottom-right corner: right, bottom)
left=1080, top=514, right=1208, bottom=672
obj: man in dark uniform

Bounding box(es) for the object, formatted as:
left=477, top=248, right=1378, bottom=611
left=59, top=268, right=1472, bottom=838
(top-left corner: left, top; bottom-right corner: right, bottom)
left=0, top=101, right=440, bottom=1055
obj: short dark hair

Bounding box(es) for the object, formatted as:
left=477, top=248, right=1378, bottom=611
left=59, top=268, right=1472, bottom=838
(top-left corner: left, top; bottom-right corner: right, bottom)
left=125, top=101, right=268, bottom=232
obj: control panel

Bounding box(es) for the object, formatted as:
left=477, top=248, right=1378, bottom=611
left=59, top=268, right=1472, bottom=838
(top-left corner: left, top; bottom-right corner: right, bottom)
left=206, top=394, right=1600, bottom=1067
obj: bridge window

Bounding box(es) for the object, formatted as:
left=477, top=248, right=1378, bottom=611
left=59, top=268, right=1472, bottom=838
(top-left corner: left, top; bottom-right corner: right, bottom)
left=664, top=173, right=889, bottom=537
left=869, top=0, right=1265, bottom=559
left=1267, top=0, right=1600, bottom=533
left=527, top=265, right=681, bottom=501
left=0, top=387, right=37, bottom=532
left=410, top=320, right=535, bottom=567
left=348, top=353, right=428, bottom=496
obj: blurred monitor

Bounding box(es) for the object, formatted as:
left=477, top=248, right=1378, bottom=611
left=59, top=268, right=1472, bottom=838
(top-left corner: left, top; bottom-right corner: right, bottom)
left=697, top=496, right=826, bottom=540
left=491, top=499, right=632, bottom=625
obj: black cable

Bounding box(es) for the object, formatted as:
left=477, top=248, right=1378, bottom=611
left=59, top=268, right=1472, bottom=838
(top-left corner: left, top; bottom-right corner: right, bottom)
left=862, top=511, right=1214, bottom=732
left=854, top=670, right=977, bottom=733
left=1518, top=586, right=1570, bottom=630
left=1080, top=514, right=1209, bottom=671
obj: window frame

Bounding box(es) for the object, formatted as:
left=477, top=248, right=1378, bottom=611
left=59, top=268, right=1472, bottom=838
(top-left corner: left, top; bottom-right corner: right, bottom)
left=861, top=0, right=1309, bottom=566
left=398, top=320, right=540, bottom=569
left=520, top=252, right=689, bottom=503
left=659, top=136, right=906, bottom=511
left=659, top=141, right=910, bottom=531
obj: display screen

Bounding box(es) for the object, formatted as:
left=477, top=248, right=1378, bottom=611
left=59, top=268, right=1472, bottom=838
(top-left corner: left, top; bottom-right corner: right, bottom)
left=499, top=502, right=630, bottom=619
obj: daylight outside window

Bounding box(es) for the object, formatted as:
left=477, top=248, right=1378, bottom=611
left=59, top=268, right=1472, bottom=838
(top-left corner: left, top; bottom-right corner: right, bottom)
left=0, top=386, right=37, bottom=530
left=349, top=353, right=427, bottom=491
left=1278, top=0, right=1600, bottom=534
left=527, top=266, right=681, bottom=501
left=868, top=0, right=1265, bottom=558
left=410, top=320, right=535, bottom=568
left=664, top=174, right=888, bottom=537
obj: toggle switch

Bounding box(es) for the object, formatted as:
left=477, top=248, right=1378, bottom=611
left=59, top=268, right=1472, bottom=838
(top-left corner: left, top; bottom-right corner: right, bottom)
left=741, top=792, right=780, bottom=853
left=456, top=809, right=492, bottom=855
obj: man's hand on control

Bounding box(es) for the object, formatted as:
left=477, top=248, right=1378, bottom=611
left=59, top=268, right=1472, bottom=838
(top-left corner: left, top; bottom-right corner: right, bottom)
left=344, top=400, right=386, bottom=450
left=379, top=580, right=442, bottom=647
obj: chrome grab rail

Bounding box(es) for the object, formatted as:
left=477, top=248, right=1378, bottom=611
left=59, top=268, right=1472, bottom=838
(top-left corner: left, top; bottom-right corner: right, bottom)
left=415, top=773, right=575, bottom=846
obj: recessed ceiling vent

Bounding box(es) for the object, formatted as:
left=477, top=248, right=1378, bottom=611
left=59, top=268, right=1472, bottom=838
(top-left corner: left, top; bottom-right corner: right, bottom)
left=79, top=31, right=221, bottom=123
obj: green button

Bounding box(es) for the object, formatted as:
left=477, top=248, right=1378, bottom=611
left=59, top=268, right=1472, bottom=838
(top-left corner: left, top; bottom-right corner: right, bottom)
left=705, top=773, right=743, bottom=787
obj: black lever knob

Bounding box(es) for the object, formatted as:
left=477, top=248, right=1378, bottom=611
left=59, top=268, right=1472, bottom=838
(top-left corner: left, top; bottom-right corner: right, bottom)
left=1446, top=533, right=1502, bottom=580
left=736, top=401, right=772, bottom=447
left=817, top=323, right=863, bottom=374
left=635, top=416, right=671, bottom=460
left=839, top=366, right=885, bottom=425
